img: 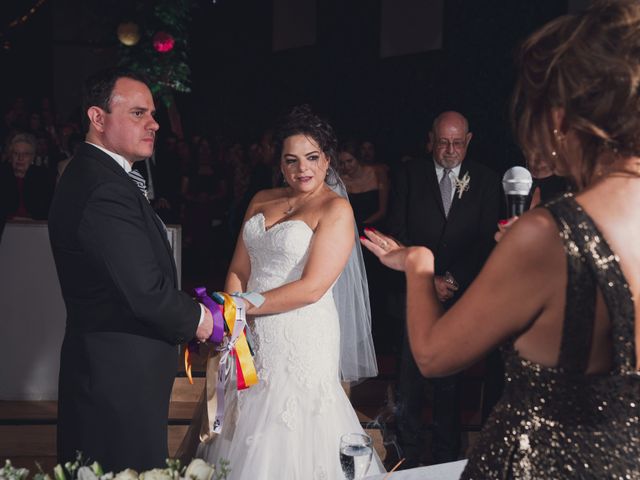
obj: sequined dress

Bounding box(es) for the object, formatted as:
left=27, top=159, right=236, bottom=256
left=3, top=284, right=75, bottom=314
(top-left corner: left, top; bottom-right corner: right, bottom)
left=197, top=213, right=384, bottom=479
left=462, top=194, right=640, bottom=479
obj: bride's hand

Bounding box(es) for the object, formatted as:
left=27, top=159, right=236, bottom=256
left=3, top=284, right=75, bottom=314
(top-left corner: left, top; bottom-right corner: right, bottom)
left=360, top=228, right=434, bottom=274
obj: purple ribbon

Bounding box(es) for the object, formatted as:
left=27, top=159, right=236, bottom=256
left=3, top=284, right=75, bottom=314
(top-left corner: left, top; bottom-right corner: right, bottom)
left=195, top=287, right=225, bottom=344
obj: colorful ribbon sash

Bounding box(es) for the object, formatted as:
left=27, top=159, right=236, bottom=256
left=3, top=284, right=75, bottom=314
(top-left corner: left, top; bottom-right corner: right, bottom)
left=184, top=288, right=225, bottom=385
left=184, top=291, right=259, bottom=442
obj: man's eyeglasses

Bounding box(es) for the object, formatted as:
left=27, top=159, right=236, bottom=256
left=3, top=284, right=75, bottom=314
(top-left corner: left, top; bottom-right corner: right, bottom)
left=435, top=139, right=466, bottom=150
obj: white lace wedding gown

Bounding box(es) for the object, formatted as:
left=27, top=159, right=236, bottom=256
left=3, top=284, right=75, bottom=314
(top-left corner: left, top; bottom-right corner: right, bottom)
left=197, top=213, right=384, bottom=479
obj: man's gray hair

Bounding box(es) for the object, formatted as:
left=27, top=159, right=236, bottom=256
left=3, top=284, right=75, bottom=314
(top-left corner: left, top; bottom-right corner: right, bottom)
left=9, top=132, right=37, bottom=153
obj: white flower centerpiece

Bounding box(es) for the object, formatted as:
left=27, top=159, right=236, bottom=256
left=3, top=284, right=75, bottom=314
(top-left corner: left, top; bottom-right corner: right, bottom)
left=0, top=455, right=229, bottom=480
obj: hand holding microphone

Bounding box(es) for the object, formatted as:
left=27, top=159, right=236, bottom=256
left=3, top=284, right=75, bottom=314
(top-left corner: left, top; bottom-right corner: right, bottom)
left=496, top=166, right=533, bottom=242
left=503, top=166, right=533, bottom=217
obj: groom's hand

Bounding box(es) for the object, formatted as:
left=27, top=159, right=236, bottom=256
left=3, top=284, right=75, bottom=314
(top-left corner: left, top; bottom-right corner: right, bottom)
left=196, top=305, right=214, bottom=342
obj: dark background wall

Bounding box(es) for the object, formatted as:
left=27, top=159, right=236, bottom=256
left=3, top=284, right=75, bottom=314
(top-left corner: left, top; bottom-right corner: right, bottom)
left=1, top=0, right=574, bottom=174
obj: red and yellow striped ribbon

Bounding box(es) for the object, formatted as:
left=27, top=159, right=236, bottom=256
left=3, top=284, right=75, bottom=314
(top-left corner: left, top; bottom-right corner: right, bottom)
left=220, top=292, right=258, bottom=390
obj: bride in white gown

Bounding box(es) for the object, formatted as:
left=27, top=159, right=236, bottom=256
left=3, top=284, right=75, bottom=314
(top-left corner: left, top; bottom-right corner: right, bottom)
left=196, top=106, right=384, bottom=479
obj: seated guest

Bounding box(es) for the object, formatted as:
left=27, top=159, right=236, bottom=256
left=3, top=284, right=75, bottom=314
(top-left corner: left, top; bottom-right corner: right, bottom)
left=362, top=1, right=640, bottom=477
left=0, top=133, right=54, bottom=220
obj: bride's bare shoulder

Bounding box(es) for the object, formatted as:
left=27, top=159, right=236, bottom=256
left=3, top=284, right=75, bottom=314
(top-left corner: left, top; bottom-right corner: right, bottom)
left=248, top=188, right=287, bottom=210
left=318, top=191, right=352, bottom=218
left=253, top=187, right=287, bottom=203
left=241, top=188, right=287, bottom=221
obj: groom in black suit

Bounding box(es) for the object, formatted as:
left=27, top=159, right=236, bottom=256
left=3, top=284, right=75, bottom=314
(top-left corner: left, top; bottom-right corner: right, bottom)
left=387, top=111, right=501, bottom=466
left=49, top=68, right=214, bottom=472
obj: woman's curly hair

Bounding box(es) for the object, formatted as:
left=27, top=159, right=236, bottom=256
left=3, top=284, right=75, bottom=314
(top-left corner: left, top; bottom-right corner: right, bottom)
left=512, top=0, right=640, bottom=187
left=273, top=105, right=339, bottom=171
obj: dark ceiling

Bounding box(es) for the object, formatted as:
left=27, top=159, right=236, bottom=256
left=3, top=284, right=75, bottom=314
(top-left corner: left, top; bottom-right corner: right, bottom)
left=2, top=0, right=570, bottom=172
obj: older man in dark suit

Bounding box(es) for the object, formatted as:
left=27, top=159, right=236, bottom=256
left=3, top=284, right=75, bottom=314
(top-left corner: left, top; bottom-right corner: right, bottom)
left=48, top=68, right=214, bottom=472
left=387, top=111, right=501, bottom=466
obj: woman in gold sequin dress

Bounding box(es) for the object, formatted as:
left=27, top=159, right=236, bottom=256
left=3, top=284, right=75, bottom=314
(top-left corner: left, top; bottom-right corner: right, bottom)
left=361, top=1, right=640, bottom=477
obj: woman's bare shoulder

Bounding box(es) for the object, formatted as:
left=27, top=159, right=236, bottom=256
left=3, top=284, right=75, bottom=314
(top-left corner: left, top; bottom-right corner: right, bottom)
left=250, top=187, right=286, bottom=206
left=501, top=207, right=562, bottom=255
left=245, top=188, right=287, bottom=217
left=321, top=190, right=351, bottom=214
left=253, top=187, right=287, bottom=202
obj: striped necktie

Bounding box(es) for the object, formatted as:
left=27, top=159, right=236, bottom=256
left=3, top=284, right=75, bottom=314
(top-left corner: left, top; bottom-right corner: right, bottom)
left=128, top=169, right=148, bottom=200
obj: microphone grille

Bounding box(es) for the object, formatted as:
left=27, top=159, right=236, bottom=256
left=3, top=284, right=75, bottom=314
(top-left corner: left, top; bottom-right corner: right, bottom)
left=502, top=166, right=533, bottom=195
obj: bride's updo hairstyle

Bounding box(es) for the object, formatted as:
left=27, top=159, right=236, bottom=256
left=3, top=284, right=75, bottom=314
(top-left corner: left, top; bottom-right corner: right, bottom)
left=273, top=104, right=339, bottom=183
left=512, top=0, right=640, bottom=188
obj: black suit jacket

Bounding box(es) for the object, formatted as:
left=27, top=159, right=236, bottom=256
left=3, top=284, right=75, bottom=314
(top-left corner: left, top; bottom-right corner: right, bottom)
left=48, top=143, right=200, bottom=471
left=387, top=157, right=501, bottom=300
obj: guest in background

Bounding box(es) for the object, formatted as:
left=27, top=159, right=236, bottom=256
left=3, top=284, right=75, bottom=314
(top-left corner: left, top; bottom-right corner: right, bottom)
left=0, top=132, right=54, bottom=220
left=359, top=139, right=378, bottom=166
left=386, top=111, right=501, bottom=467
left=338, top=147, right=388, bottom=232
left=151, top=134, right=183, bottom=224
left=338, top=145, right=392, bottom=355
left=528, top=155, right=572, bottom=208
left=364, top=1, right=640, bottom=477
left=228, top=135, right=277, bottom=243
left=227, top=141, right=250, bottom=238
left=56, top=132, right=84, bottom=183
left=359, top=138, right=390, bottom=182
left=181, top=137, right=229, bottom=276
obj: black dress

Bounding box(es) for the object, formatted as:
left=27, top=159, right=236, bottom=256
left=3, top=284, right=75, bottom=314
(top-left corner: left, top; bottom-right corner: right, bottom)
left=462, top=193, right=640, bottom=478
left=348, top=188, right=398, bottom=353
left=348, top=189, right=379, bottom=233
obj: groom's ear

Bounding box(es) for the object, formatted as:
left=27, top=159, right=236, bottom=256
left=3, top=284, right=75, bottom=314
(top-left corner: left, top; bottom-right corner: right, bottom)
left=87, top=106, right=106, bottom=133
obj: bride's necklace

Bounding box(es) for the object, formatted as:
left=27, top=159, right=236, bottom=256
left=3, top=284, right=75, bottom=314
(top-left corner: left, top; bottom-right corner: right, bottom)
left=284, top=189, right=316, bottom=215
left=284, top=197, right=295, bottom=215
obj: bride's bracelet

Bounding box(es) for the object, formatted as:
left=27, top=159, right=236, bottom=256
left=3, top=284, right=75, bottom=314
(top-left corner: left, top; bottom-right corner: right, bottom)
left=232, top=291, right=265, bottom=308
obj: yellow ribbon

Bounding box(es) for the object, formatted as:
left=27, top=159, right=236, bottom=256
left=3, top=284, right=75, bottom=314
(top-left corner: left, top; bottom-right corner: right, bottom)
left=220, top=292, right=258, bottom=389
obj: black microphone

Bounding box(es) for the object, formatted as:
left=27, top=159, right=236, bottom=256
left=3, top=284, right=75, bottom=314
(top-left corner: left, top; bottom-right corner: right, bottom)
left=502, top=166, right=533, bottom=217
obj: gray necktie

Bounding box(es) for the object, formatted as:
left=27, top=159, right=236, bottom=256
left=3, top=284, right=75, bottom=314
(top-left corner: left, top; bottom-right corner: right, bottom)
left=440, top=168, right=452, bottom=216
left=128, top=169, right=148, bottom=200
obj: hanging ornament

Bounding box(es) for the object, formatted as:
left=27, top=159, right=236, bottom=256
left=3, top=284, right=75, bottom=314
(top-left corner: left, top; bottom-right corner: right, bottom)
left=153, top=31, right=175, bottom=53
left=117, top=21, right=140, bottom=46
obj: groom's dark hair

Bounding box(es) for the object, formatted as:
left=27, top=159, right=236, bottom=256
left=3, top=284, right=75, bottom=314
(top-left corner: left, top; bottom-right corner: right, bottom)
left=81, top=67, right=150, bottom=132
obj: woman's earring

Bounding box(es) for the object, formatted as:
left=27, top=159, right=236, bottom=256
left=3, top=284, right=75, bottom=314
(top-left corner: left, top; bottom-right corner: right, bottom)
left=551, top=129, right=565, bottom=157
left=553, top=128, right=565, bottom=142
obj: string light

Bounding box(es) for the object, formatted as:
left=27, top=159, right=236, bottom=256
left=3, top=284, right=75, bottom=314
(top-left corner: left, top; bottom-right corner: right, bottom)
left=0, top=0, right=49, bottom=51
left=7, top=0, right=48, bottom=29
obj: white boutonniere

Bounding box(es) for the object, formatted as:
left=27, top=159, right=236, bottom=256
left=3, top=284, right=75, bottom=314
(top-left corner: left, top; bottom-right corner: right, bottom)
left=453, top=172, right=470, bottom=199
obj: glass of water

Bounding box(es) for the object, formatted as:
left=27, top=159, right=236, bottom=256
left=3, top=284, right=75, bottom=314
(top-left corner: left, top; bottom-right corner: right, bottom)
left=339, top=432, right=373, bottom=480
